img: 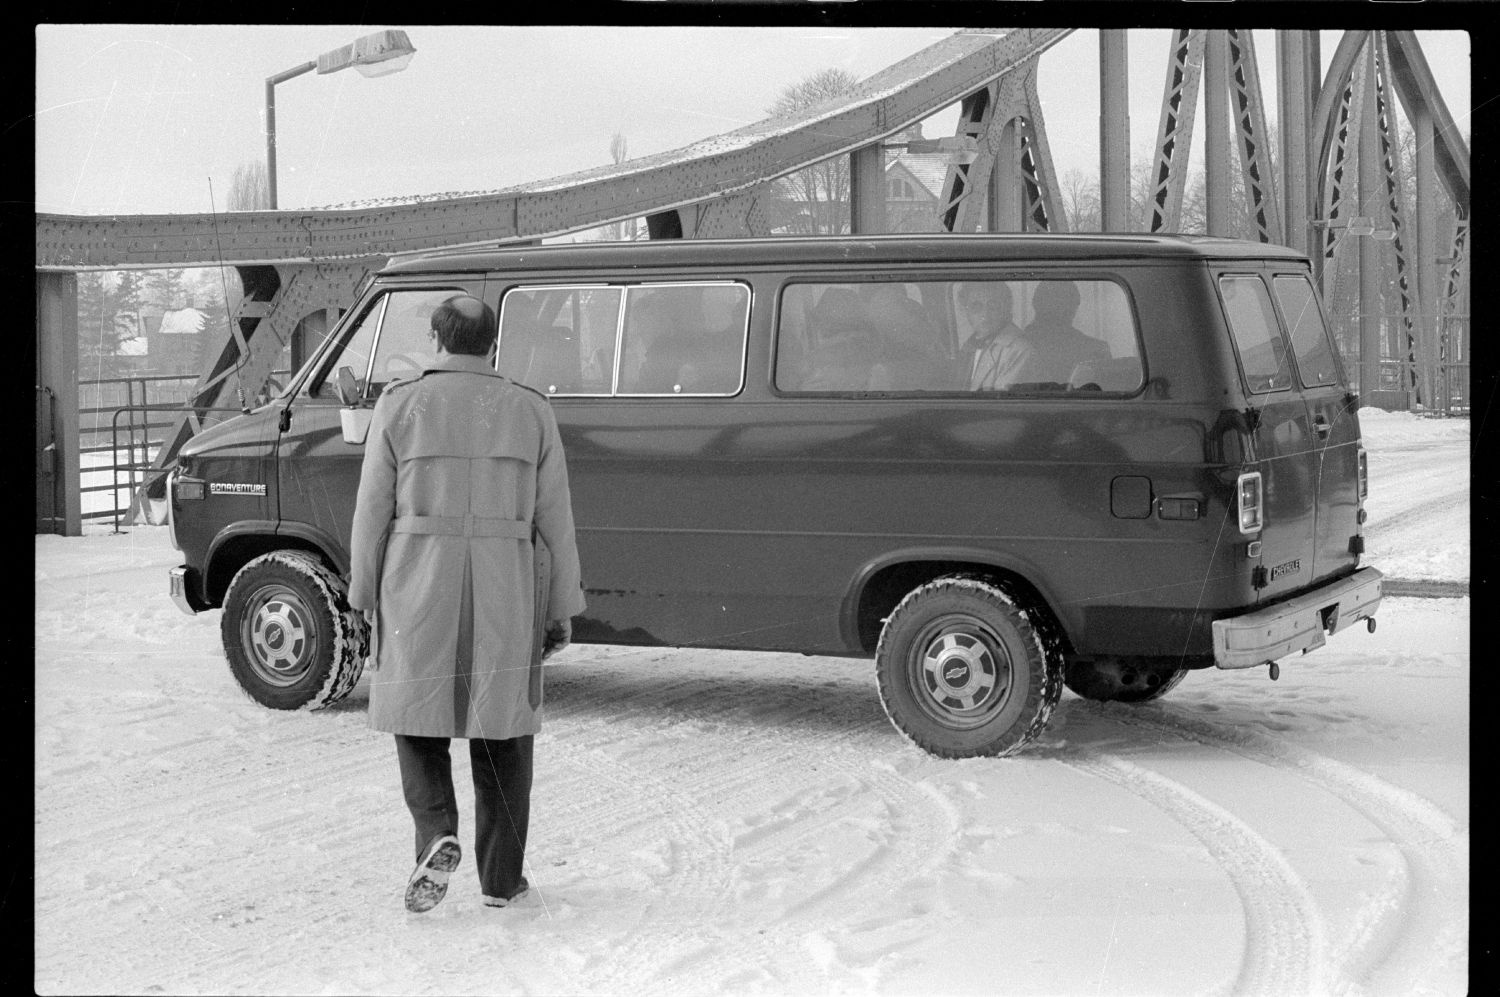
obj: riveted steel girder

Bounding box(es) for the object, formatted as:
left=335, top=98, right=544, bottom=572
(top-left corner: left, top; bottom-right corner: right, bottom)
left=1148, top=29, right=1204, bottom=233
left=145, top=260, right=375, bottom=499
left=1371, top=37, right=1421, bottom=390
left=37, top=28, right=1071, bottom=272
left=1225, top=29, right=1282, bottom=243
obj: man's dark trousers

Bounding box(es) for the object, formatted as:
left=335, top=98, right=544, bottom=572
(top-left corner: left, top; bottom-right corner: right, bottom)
left=394, top=733, right=533, bottom=900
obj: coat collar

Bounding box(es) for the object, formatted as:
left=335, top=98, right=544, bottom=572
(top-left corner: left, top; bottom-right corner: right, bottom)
left=424, top=352, right=500, bottom=377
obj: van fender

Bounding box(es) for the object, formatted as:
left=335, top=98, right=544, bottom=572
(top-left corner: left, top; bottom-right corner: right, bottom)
left=273, top=520, right=351, bottom=576
left=839, top=545, right=1072, bottom=653
left=203, top=520, right=347, bottom=604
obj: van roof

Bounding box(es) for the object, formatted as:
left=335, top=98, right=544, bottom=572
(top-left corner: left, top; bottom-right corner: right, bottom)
left=381, top=233, right=1308, bottom=275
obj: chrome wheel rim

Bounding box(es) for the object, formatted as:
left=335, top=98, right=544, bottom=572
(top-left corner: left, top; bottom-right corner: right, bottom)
left=240, top=584, right=316, bottom=688
left=909, top=614, right=1015, bottom=729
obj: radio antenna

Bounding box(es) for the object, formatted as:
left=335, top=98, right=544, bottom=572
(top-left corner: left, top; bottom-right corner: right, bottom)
left=207, top=176, right=251, bottom=413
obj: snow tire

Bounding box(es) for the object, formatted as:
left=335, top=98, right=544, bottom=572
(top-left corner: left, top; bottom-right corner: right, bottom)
left=221, top=550, right=368, bottom=711
left=875, top=575, right=1064, bottom=758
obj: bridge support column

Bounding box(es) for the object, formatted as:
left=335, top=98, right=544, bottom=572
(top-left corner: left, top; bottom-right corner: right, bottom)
left=1204, top=31, right=1233, bottom=236
left=850, top=143, right=887, bottom=234
left=1358, top=46, right=1386, bottom=405
left=1412, top=99, right=1439, bottom=409
left=36, top=272, right=81, bottom=536
left=1099, top=30, right=1130, bottom=232
left=1277, top=30, right=1316, bottom=254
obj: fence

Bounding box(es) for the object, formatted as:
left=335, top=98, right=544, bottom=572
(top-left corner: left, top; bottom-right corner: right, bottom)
left=1329, top=312, right=1470, bottom=416
left=78, top=373, right=282, bottom=529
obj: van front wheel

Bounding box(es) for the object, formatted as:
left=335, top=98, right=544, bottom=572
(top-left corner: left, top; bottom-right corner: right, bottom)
left=221, top=551, right=368, bottom=711
left=875, top=577, right=1063, bottom=758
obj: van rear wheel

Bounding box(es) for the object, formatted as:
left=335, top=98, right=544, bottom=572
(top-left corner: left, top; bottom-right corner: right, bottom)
left=221, top=551, right=368, bottom=711
left=1063, top=658, right=1187, bottom=703
left=875, top=577, right=1063, bottom=758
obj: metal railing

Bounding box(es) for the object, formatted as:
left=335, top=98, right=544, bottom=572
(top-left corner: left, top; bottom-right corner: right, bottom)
left=78, top=372, right=285, bottom=529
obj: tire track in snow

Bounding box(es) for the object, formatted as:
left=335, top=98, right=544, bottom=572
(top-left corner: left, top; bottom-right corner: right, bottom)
left=539, top=659, right=962, bottom=992
left=1060, top=753, right=1327, bottom=997
left=1364, top=483, right=1467, bottom=539
left=1096, top=703, right=1467, bottom=995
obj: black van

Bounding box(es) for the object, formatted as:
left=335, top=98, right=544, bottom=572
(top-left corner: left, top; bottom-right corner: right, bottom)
left=167, top=234, right=1382, bottom=757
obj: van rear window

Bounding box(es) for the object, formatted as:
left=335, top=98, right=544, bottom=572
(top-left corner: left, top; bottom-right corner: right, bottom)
left=1218, top=275, right=1294, bottom=393
left=498, top=282, right=749, bottom=396
left=774, top=279, right=1142, bottom=395
left=1273, top=275, right=1342, bottom=388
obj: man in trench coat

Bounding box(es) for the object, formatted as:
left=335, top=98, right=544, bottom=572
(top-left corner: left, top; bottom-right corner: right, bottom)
left=348, top=294, right=586, bottom=913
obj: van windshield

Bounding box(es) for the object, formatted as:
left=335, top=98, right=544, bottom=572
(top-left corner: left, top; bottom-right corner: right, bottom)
left=774, top=278, right=1142, bottom=394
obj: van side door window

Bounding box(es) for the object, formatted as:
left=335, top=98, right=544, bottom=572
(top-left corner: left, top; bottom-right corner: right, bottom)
left=1272, top=275, right=1343, bottom=388
left=618, top=283, right=749, bottom=395
left=498, top=285, right=622, bottom=395
left=309, top=288, right=465, bottom=400
left=366, top=289, right=464, bottom=395
left=498, top=282, right=749, bottom=397
left=1218, top=275, right=1295, bottom=393
left=308, top=296, right=383, bottom=399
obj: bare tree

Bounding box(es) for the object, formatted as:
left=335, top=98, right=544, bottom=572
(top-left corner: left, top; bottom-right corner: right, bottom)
left=767, top=68, right=861, bottom=234
left=228, top=161, right=270, bottom=212
left=1059, top=169, right=1101, bottom=233
left=605, top=133, right=642, bottom=241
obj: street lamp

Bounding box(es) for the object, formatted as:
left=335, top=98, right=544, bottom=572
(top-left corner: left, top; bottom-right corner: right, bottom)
left=265, top=28, right=416, bottom=209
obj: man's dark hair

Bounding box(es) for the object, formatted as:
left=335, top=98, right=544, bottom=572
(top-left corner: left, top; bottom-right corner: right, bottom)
left=431, top=295, right=497, bottom=356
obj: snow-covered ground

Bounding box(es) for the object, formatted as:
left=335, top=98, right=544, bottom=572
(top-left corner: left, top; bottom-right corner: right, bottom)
left=34, top=410, right=1468, bottom=996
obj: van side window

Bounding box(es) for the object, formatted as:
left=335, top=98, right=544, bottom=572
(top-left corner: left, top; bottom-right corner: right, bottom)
left=775, top=279, right=1141, bottom=394
left=500, top=282, right=748, bottom=397
left=1219, top=275, right=1294, bottom=393
left=366, top=289, right=469, bottom=395
left=498, top=286, right=622, bottom=395
left=1273, top=275, right=1342, bottom=388
left=618, top=283, right=749, bottom=395
left=310, top=288, right=462, bottom=399
left=309, top=296, right=383, bottom=398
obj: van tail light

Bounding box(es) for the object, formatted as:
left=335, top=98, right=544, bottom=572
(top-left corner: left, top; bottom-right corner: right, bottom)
left=1236, top=471, right=1263, bottom=534
left=1357, top=447, right=1369, bottom=500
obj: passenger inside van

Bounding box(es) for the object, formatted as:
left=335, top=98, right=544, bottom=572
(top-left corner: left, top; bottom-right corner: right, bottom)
left=958, top=281, right=1024, bottom=391
left=862, top=284, right=953, bottom=391
left=800, top=287, right=881, bottom=391
left=1005, top=281, right=1113, bottom=388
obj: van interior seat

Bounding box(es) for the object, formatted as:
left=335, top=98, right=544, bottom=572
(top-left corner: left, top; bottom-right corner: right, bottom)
left=1067, top=357, right=1143, bottom=392
left=527, top=325, right=583, bottom=393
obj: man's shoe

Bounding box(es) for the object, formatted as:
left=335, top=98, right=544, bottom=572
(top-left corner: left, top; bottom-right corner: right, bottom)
left=405, top=834, right=462, bottom=913
left=482, top=877, right=530, bottom=908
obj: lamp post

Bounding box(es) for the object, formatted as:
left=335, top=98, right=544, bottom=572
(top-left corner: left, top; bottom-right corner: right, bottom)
left=265, top=28, right=416, bottom=209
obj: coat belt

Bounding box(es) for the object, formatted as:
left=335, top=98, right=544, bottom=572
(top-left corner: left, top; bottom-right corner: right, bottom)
left=392, top=514, right=531, bottom=539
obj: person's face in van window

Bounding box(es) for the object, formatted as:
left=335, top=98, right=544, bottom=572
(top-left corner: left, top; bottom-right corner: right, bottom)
left=959, top=284, right=1014, bottom=342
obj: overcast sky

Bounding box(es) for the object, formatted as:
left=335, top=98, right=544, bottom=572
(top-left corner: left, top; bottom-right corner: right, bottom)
left=35, top=25, right=1471, bottom=218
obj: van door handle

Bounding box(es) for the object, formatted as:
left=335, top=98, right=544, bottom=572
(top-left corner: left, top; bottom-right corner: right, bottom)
left=1313, top=415, right=1331, bottom=439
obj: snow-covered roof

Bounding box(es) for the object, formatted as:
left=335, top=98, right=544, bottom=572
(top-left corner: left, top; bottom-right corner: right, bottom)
left=155, top=307, right=208, bottom=336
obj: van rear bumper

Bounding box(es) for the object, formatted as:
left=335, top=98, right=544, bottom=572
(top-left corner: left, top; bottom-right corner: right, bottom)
left=1212, top=567, right=1383, bottom=669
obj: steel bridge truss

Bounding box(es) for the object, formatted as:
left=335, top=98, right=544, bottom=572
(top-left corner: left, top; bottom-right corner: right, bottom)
left=34, top=27, right=1472, bottom=534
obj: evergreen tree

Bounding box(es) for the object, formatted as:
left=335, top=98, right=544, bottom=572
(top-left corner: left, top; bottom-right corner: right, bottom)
left=77, top=270, right=117, bottom=379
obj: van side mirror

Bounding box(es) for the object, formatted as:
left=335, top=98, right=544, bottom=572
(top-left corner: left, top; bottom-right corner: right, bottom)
left=335, top=366, right=361, bottom=407
left=335, top=366, right=373, bottom=445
